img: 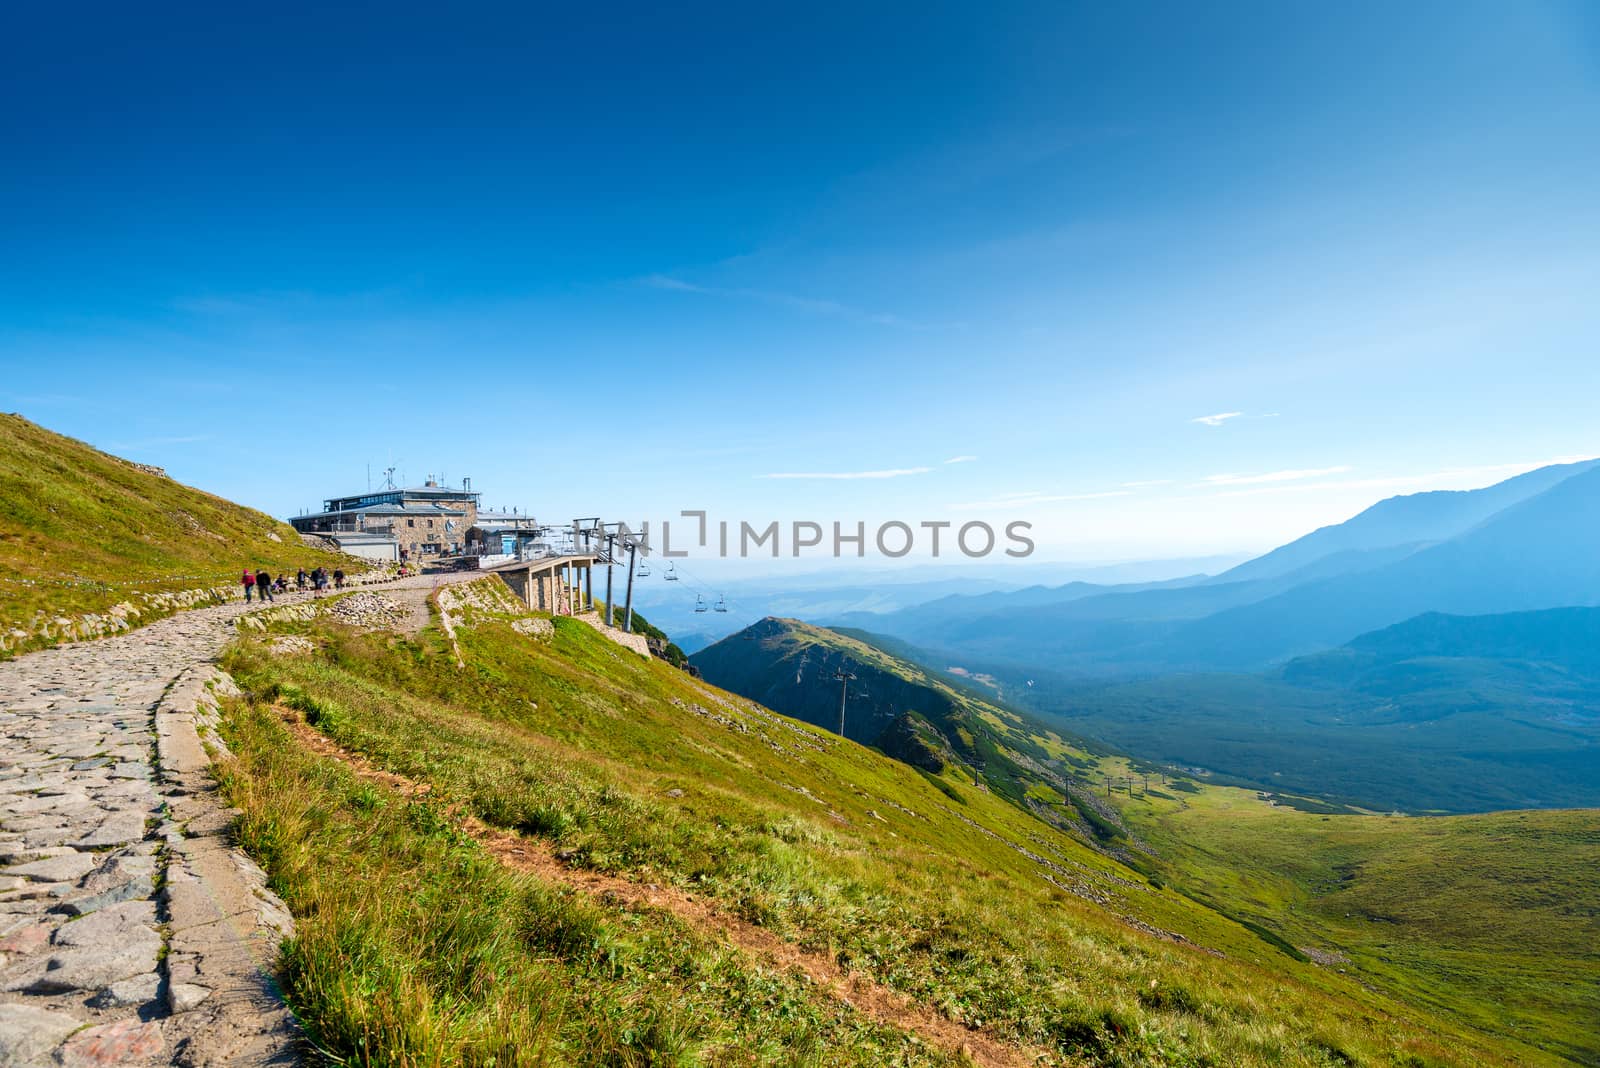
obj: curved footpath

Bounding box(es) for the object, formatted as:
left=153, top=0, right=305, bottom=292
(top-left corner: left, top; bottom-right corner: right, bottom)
left=0, top=573, right=472, bottom=1067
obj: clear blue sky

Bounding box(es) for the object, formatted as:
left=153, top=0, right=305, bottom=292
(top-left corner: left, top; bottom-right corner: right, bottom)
left=3, top=2, right=1598, bottom=563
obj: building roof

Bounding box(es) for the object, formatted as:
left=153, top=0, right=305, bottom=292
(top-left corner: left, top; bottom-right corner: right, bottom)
left=297, top=502, right=468, bottom=521
left=323, top=485, right=481, bottom=510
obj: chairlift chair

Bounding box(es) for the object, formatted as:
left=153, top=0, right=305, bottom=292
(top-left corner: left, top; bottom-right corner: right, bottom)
left=693, top=594, right=708, bottom=613
left=636, top=560, right=651, bottom=577
left=713, top=596, right=728, bottom=613
left=663, top=561, right=679, bottom=581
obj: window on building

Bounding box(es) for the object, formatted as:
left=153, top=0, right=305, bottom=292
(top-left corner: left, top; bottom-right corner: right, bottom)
left=408, top=519, right=415, bottom=527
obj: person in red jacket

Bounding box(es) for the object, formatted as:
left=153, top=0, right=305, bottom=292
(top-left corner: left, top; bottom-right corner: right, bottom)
left=241, top=569, right=256, bottom=602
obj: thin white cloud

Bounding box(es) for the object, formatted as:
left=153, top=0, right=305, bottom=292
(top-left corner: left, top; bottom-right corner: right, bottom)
left=1121, top=478, right=1173, bottom=488
left=642, top=275, right=701, bottom=293
left=644, top=274, right=930, bottom=329
left=943, top=455, right=978, bottom=464
left=1192, top=411, right=1243, bottom=427
left=759, top=467, right=933, bottom=480
left=1201, top=466, right=1352, bottom=486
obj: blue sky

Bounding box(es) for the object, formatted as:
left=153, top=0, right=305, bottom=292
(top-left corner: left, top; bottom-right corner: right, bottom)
left=3, top=2, right=1598, bottom=566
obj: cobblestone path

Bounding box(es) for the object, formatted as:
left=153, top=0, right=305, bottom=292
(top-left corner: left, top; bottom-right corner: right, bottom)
left=0, top=574, right=471, bottom=1066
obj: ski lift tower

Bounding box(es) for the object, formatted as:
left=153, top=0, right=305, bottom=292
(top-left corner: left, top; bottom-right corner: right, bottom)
left=833, top=668, right=857, bottom=739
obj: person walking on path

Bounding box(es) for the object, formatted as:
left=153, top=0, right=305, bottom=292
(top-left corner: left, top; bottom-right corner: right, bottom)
left=256, top=569, right=274, bottom=602
left=297, top=568, right=308, bottom=590
left=242, top=569, right=256, bottom=602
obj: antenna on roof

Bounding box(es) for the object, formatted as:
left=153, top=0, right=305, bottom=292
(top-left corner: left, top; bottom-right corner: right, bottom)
left=381, top=466, right=398, bottom=490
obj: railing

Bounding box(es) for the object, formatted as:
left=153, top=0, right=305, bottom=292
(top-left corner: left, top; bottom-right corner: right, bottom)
left=462, top=542, right=604, bottom=565
left=296, top=521, right=397, bottom=536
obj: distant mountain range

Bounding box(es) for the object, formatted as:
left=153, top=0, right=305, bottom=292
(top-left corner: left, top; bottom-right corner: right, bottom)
left=829, top=457, right=1600, bottom=675
left=1207, top=460, right=1599, bottom=585
left=1282, top=604, right=1600, bottom=692
left=801, top=458, right=1600, bottom=812
left=633, top=556, right=1245, bottom=654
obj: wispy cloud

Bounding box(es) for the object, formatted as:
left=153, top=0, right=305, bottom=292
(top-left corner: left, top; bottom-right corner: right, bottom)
left=643, top=274, right=931, bottom=329
left=1200, top=466, right=1351, bottom=486
left=1121, top=478, right=1173, bottom=488
left=943, top=455, right=978, bottom=465
left=759, top=467, right=933, bottom=480
left=951, top=489, right=1132, bottom=511
left=1191, top=411, right=1243, bottom=427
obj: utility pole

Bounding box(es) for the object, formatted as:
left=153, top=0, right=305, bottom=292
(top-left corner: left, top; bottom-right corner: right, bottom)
left=833, top=669, right=857, bottom=738
left=583, top=530, right=594, bottom=611
left=623, top=540, right=637, bottom=633
left=604, top=529, right=616, bottom=627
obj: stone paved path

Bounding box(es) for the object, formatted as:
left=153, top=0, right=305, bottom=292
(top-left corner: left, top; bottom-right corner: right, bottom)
left=0, top=573, right=474, bottom=1066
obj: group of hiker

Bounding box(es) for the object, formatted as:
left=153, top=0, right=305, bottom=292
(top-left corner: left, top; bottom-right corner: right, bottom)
left=240, top=565, right=345, bottom=602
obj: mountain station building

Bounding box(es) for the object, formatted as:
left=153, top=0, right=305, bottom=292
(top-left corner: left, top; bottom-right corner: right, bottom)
left=290, top=478, right=481, bottom=560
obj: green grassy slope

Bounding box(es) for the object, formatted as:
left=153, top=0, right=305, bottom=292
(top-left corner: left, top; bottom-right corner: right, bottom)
left=214, top=582, right=1561, bottom=1067
left=0, top=413, right=349, bottom=642
left=691, top=618, right=1109, bottom=825
left=1098, top=758, right=1600, bottom=1065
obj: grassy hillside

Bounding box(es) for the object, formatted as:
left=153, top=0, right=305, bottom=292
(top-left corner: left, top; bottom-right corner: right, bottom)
left=211, top=580, right=1567, bottom=1066
left=1098, top=760, right=1600, bottom=1065
left=0, top=413, right=349, bottom=642
left=691, top=618, right=1113, bottom=830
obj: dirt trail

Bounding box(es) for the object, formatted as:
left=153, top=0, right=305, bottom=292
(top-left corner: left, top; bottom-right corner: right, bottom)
left=276, top=710, right=1056, bottom=1068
